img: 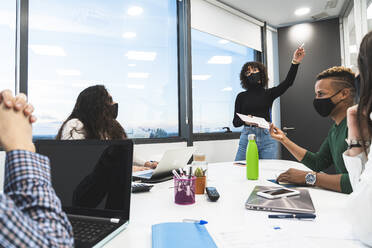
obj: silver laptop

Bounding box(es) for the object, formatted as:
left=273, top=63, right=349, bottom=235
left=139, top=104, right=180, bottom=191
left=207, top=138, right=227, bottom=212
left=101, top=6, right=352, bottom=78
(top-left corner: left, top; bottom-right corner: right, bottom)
left=245, top=186, right=315, bottom=214
left=132, top=147, right=196, bottom=180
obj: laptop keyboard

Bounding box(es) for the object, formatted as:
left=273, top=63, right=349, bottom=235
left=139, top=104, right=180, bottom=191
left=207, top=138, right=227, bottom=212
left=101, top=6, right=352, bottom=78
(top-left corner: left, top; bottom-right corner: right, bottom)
left=70, top=218, right=118, bottom=243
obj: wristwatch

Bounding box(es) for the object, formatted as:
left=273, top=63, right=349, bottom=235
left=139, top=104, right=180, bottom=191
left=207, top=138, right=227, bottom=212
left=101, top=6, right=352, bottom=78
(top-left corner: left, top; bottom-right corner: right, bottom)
left=305, top=172, right=317, bottom=186
left=345, top=139, right=371, bottom=150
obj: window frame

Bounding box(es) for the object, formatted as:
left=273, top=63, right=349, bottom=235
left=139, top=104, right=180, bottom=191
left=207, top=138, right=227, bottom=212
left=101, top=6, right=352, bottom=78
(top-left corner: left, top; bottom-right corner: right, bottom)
left=13, top=0, right=265, bottom=146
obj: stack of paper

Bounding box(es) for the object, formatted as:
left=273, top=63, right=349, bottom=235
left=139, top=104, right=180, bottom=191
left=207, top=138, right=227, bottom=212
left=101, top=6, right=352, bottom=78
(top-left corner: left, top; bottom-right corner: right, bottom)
left=237, top=113, right=270, bottom=129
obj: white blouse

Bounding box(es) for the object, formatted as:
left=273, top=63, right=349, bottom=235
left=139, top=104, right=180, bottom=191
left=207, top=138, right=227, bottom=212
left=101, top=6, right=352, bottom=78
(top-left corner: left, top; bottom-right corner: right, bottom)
left=343, top=145, right=372, bottom=246
left=61, top=118, right=146, bottom=166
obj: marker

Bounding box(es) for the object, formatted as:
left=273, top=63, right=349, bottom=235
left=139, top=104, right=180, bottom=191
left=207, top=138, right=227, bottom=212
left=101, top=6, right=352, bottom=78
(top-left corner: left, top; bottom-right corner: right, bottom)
left=183, top=219, right=208, bottom=225
left=179, top=168, right=184, bottom=177
left=299, top=43, right=305, bottom=49
left=172, top=169, right=181, bottom=179
left=268, top=213, right=316, bottom=219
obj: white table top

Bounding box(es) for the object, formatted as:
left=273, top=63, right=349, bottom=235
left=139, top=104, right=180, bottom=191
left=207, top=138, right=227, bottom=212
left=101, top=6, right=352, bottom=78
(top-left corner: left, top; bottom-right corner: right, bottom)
left=104, top=160, right=365, bottom=248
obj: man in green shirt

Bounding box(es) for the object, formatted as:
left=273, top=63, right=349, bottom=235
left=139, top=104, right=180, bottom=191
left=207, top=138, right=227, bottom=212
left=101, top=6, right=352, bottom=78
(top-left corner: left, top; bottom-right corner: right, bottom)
left=270, top=66, right=356, bottom=194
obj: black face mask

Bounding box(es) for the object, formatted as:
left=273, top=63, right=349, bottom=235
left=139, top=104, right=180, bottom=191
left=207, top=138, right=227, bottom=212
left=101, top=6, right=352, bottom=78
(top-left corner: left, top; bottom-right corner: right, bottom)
left=111, top=103, right=118, bottom=119
left=246, top=72, right=261, bottom=88
left=313, top=90, right=343, bottom=117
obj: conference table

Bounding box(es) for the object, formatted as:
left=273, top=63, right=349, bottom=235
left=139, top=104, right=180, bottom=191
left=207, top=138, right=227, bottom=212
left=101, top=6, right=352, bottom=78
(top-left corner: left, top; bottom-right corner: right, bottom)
left=105, top=160, right=365, bottom=248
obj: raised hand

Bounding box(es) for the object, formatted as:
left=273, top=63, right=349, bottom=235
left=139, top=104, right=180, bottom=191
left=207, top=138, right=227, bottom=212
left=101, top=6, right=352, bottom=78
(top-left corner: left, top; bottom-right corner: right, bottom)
left=293, top=46, right=306, bottom=63
left=269, top=123, right=286, bottom=142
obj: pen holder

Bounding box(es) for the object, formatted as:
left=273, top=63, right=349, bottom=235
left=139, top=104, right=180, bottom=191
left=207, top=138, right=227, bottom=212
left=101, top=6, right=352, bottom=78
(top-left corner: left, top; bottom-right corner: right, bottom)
left=174, top=176, right=196, bottom=205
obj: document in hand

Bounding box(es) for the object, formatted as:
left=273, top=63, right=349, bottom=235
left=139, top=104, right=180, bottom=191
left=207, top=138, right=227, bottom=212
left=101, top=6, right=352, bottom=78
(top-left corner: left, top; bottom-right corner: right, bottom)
left=237, top=113, right=270, bottom=129
left=152, top=222, right=217, bottom=248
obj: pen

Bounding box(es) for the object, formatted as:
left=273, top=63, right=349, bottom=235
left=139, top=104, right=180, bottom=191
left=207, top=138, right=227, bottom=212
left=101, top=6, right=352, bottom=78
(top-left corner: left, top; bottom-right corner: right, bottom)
left=172, top=169, right=181, bottom=179
left=178, top=168, right=184, bottom=177
left=268, top=214, right=316, bottom=219
left=183, top=219, right=208, bottom=225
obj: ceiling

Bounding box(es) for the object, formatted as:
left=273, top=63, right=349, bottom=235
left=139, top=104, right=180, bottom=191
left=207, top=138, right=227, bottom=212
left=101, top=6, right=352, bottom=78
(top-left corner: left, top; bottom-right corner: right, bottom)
left=218, top=0, right=347, bottom=27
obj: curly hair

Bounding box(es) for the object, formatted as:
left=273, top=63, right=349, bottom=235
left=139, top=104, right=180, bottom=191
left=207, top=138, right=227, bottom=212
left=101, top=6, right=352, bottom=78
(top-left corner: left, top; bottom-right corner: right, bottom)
left=240, top=61, right=268, bottom=90
left=56, top=85, right=127, bottom=140
left=357, top=31, right=372, bottom=154
left=316, top=66, right=356, bottom=99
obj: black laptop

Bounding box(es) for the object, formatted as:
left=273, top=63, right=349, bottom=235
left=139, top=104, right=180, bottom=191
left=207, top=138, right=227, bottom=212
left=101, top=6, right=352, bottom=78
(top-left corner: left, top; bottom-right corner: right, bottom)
left=35, top=140, right=133, bottom=248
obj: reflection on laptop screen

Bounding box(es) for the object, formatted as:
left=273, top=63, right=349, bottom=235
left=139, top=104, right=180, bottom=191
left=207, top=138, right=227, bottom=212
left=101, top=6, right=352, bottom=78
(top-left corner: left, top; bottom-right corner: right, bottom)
left=36, top=140, right=133, bottom=219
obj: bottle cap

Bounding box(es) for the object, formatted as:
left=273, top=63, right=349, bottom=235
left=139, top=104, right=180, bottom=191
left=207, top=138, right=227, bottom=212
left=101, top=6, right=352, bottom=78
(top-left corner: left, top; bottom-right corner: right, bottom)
left=248, top=134, right=256, bottom=140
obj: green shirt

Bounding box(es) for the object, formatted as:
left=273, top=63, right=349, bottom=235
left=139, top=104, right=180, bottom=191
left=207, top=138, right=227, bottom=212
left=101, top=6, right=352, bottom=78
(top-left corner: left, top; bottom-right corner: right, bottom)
left=301, top=118, right=352, bottom=194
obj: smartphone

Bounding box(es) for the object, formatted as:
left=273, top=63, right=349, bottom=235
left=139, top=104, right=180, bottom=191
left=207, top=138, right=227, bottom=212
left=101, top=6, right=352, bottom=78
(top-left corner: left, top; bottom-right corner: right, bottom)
left=233, top=162, right=246, bottom=166
left=256, top=188, right=300, bottom=199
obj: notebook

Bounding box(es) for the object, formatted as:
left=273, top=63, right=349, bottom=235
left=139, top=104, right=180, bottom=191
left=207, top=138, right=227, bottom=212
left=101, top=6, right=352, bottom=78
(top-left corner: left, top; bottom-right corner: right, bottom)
left=236, top=113, right=270, bottom=129
left=152, top=222, right=217, bottom=248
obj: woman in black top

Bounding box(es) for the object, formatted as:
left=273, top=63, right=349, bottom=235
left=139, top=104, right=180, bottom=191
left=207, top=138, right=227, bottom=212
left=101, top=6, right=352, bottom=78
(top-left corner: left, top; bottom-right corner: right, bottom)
left=234, top=47, right=305, bottom=160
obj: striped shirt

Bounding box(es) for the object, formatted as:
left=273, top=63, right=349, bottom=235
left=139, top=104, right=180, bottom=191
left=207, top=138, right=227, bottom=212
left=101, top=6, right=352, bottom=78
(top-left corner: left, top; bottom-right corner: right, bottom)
left=0, top=150, right=74, bottom=247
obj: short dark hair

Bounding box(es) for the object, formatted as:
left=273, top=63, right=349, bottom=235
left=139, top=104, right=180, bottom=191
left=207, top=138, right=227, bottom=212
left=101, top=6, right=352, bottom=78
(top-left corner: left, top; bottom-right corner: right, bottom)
left=240, top=61, right=268, bottom=89
left=316, top=66, right=356, bottom=99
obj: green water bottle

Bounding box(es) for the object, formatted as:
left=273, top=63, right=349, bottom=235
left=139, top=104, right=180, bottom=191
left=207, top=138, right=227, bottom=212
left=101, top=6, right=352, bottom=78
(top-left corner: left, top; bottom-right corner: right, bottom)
left=246, top=134, right=259, bottom=180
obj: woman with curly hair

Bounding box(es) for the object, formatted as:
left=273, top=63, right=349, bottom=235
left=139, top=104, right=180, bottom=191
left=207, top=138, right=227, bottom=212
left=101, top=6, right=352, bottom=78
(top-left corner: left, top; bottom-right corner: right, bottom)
left=233, top=47, right=305, bottom=160
left=342, top=31, right=372, bottom=246
left=56, top=85, right=157, bottom=170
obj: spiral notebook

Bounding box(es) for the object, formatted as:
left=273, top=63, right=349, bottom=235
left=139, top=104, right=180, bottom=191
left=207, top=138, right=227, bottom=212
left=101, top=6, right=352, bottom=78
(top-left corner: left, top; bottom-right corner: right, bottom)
left=152, top=222, right=217, bottom=248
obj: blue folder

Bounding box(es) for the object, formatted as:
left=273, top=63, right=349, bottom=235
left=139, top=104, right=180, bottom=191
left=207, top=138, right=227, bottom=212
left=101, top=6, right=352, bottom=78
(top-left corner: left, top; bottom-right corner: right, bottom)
left=152, top=222, right=218, bottom=248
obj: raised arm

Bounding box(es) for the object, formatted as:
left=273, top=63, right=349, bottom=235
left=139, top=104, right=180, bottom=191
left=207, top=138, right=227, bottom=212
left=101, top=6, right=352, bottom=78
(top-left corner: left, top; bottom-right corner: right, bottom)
left=267, top=47, right=305, bottom=100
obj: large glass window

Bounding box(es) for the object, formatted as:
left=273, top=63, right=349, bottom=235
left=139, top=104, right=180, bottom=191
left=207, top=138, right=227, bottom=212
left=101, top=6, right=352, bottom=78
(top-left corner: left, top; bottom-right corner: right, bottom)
left=29, top=0, right=178, bottom=139
left=367, top=0, right=372, bottom=31
left=0, top=1, right=16, bottom=92
left=191, top=29, right=257, bottom=133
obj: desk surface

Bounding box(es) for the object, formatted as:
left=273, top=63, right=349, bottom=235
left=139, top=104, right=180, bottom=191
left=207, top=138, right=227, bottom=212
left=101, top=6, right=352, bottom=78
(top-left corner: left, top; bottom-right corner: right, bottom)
left=105, top=160, right=364, bottom=248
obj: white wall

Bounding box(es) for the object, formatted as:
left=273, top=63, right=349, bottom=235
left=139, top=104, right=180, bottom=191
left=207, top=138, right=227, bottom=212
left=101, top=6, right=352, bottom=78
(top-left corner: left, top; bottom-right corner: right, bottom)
left=134, top=142, right=187, bottom=162
left=194, top=139, right=239, bottom=163
left=267, top=28, right=281, bottom=129
left=134, top=139, right=239, bottom=164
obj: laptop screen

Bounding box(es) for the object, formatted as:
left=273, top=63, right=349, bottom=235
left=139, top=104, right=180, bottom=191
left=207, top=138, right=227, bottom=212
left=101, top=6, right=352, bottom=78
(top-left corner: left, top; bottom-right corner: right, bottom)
left=35, top=140, right=133, bottom=220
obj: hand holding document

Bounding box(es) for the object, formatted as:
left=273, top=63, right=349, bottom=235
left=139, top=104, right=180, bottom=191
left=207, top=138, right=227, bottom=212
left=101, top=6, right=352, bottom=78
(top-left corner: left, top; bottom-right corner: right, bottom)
left=237, top=113, right=270, bottom=129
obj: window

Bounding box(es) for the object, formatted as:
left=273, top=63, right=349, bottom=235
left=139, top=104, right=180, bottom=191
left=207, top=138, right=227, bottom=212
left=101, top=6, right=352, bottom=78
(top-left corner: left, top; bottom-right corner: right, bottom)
left=367, top=0, right=372, bottom=31
left=28, top=0, right=179, bottom=139
left=191, top=29, right=257, bottom=133
left=0, top=1, right=16, bottom=92
left=347, top=7, right=358, bottom=71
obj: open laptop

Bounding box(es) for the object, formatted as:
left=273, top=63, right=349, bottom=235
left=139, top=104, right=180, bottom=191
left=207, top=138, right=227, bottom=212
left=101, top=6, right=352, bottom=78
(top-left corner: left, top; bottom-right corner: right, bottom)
left=245, top=186, right=315, bottom=214
left=35, top=140, right=133, bottom=248
left=132, top=147, right=196, bottom=183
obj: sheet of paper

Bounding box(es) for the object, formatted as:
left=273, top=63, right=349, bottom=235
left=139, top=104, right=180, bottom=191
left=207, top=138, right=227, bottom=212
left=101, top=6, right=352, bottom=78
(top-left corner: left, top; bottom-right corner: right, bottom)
left=211, top=220, right=359, bottom=248
left=237, top=113, right=270, bottom=129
